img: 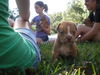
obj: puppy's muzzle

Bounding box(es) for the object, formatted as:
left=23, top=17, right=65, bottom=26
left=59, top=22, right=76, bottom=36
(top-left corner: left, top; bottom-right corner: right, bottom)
left=66, top=35, right=72, bottom=41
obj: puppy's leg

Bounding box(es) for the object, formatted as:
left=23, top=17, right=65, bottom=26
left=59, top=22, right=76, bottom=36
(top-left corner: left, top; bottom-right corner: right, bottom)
left=66, top=55, right=75, bottom=65
left=52, top=51, right=59, bottom=62
left=70, top=44, right=77, bottom=57
left=69, top=44, right=77, bottom=64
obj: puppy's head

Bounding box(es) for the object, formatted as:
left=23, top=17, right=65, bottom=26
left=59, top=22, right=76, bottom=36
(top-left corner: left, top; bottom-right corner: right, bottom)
left=57, top=21, right=77, bottom=43
left=83, top=18, right=93, bottom=27
left=40, top=16, right=49, bottom=26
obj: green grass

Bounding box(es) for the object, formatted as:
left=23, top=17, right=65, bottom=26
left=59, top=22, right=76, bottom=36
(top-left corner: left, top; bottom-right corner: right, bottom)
left=31, top=41, right=100, bottom=75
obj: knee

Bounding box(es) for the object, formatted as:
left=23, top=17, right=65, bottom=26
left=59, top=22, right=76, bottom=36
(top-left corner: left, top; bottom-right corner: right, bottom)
left=36, top=38, right=43, bottom=44
left=77, top=24, right=85, bottom=30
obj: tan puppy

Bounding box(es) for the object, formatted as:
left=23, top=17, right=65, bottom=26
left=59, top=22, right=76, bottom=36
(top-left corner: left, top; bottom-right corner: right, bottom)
left=36, top=16, right=50, bottom=44
left=52, top=21, right=77, bottom=62
left=40, top=16, right=50, bottom=35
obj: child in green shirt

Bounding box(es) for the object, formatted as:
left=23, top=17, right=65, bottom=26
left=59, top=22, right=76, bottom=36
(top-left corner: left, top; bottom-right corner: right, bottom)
left=0, top=0, right=41, bottom=70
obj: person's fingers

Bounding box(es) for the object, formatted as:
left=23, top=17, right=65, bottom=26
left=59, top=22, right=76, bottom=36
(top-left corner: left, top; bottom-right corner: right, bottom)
left=75, top=24, right=85, bottom=38
left=75, top=30, right=81, bottom=38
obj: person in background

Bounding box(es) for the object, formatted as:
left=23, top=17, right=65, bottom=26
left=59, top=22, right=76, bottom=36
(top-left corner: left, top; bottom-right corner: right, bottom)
left=30, top=1, right=51, bottom=44
left=0, top=0, right=41, bottom=73
left=76, top=0, right=100, bottom=42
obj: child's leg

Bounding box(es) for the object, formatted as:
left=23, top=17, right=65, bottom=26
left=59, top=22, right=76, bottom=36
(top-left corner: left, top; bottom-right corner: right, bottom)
left=93, top=32, right=100, bottom=41
left=76, top=25, right=92, bottom=38
left=36, top=38, right=43, bottom=44
left=91, top=24, right=100, bottom=41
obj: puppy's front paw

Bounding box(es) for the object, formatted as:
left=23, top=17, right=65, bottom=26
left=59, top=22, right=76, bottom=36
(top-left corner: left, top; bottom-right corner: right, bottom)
left=51, top=52, right=59, bottom=63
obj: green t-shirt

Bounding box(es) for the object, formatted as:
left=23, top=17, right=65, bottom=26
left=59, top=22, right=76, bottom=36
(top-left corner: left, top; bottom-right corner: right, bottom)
left=0, top=0, right=36, bottom=69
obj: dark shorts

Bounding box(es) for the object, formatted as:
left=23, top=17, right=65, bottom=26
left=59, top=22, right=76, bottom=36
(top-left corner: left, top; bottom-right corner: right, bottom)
left=37, top=35, right=49, bottom=42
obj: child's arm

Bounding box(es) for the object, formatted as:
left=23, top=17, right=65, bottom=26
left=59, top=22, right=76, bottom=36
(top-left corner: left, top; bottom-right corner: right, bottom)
left=16, top=0, right=30, bottom=21
left=80, top=23, right=100, bottom=41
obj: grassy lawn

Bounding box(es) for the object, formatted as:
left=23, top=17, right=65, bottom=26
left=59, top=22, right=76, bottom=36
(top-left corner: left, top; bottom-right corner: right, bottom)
left=31, top=41, right=100, bottom=75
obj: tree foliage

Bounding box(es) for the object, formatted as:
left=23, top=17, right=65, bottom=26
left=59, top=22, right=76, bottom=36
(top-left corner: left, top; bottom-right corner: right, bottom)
left=66, top=0, right=89, bottom=23
left=49, top=12, right=63, bottom=33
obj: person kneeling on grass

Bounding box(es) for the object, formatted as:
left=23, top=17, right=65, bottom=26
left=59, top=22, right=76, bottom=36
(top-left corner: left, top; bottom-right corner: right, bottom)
left=30, top=1, right=51, bottom=44
left=0, top=0, right=41, bottom=73
left=76, top=0, right=100, bottom=42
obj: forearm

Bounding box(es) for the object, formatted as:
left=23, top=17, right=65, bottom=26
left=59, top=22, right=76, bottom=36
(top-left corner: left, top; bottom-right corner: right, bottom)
left=81, top=23, right=100, bottom=41
left=16, top=0, right=30, bottom=21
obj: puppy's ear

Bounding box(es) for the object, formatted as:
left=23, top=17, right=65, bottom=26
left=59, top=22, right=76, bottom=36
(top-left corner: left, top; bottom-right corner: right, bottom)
left=74, top=23, right=77, bottom=31
left=57, top=23, right=61, bottom=32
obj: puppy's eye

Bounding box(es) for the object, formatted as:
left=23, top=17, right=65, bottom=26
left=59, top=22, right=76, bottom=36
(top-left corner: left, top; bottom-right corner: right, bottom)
left=60, top=31, right=64, bottom=34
